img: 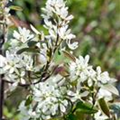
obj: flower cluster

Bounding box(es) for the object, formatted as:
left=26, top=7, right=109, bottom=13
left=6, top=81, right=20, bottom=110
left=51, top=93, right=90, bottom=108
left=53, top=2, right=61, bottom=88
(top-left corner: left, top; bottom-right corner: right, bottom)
left=68, top=55, right=118, bottom=119
left=18, top=55, right=118, bottom=120
left=0, top=0, right=119, bottom=120
left=0, top=0, right=78, bottom=90
left=19, top=75, right=69, bottom=120
left=42, top=0, right=78, bottom=50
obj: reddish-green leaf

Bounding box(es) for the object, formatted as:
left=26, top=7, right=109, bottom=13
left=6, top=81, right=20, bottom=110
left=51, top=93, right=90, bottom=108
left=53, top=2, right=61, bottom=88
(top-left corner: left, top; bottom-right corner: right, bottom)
left=63, top=51, right=76, bottom=62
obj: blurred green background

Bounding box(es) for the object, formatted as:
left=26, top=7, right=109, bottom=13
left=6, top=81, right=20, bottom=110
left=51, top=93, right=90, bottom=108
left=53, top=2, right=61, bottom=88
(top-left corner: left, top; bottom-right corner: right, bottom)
left=4, top=0, right=120, bottom=119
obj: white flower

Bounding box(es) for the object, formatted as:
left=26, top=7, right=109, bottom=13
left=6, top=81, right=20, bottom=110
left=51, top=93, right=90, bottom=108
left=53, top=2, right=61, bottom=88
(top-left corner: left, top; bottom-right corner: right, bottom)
left=42, top=0, right=77, bottom=50
left=67, top=83, right=89, bottom=102
left=2, top=51, right=29, bottom=84
left=19, top=101, right=38, bottom=120
left=4, top=73, right=18, bottom=82
left=44, top=19, right=53, bottom=29
left=13, top=27, right=34, bottom=43
left=47, top=25, right=77, bottom=50
left=67, top=39, right=78, bottom=50
left=42, top=0, right=73, bottom=22
left=0, top=55, right=7, bottom=67
left=21, top=54, right=34, bottom=71
left=38, top=43, right=48, bottom=65
left=97, top=88, right=113, bottom=101
left=3, top=51, right=22, bottom=74
left=9, top=82, right=18, bottom=91
left=96, top=66, right=111, bottom=84
left=27, top=75, right=68, bottom=119
left=9, top=39, right=20, bottom=48
left=58, top=25, right=76, bottom=40
left=48, top=26, right=57, bottom=40
left=4, top=69, right=26, bottom=84
left=69, top=55, right=91, bottom=82
left=86, top=67, right=96, bottom=87
left=19, top=101, right=30, bottom=120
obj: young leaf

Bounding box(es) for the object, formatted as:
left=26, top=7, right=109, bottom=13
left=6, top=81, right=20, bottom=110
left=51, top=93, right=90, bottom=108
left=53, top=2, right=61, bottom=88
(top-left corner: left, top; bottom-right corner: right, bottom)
left=17, top=48, right=39, bottom=54
left=27, top=41, right=37, bottom=47
left=75, top=101, right=98, bottom=114
left=63, top=51, right=76, bottom=62
left=54, top=66, right=69, bottom=77
left=98, top=98, right=110, bottom=117
left=25, top=95, right=33, bottom=106
left=10, top=6, right=23, bottom=11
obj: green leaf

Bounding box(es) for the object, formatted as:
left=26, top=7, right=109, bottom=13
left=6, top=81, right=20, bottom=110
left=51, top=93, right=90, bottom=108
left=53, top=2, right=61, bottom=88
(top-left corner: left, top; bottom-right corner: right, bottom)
left=103, top=84, right=119, bottom=96
left=17, top=48, right=39, bottom=54
left=27, top=41, right=37, bottom=47
left=4, top=42, right=11, bottom=50
left=67, top=114, right=78, bottom=120
left=75, top=101, right=98, bottom=114
left=75, top=111, right=85, bottom=120
left=10, top=5, right=23, bottom=11
left=98, top=98, right=110, bottom=117
left=25, top=95, right=33, bottom=106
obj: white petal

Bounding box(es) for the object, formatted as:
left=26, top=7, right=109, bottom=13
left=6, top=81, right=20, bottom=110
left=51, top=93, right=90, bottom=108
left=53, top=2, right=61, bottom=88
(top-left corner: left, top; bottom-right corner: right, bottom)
left=30, top=25, right=40, bottom=34
left=9, top=82, right=18, bottom=91
left=67, top=91, right=75, bottom=96
left=60, top=104, right=66, bottom=113
left=80, top=91, right=89, bottom=97
left=67, top=40, right=78, bottom=50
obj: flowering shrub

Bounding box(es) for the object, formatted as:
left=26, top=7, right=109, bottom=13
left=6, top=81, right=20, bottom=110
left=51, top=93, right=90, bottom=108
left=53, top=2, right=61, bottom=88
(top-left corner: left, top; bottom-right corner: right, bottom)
left=0, top=0, right=119, bottom=120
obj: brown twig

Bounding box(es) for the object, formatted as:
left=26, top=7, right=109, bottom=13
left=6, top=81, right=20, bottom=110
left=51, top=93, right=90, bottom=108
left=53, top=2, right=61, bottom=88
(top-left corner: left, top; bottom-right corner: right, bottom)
left=0, top=74, right=4, bottom=119
left=0, top=22, right=5, bottom=120
left=0, top=1, right=9, bottom=119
